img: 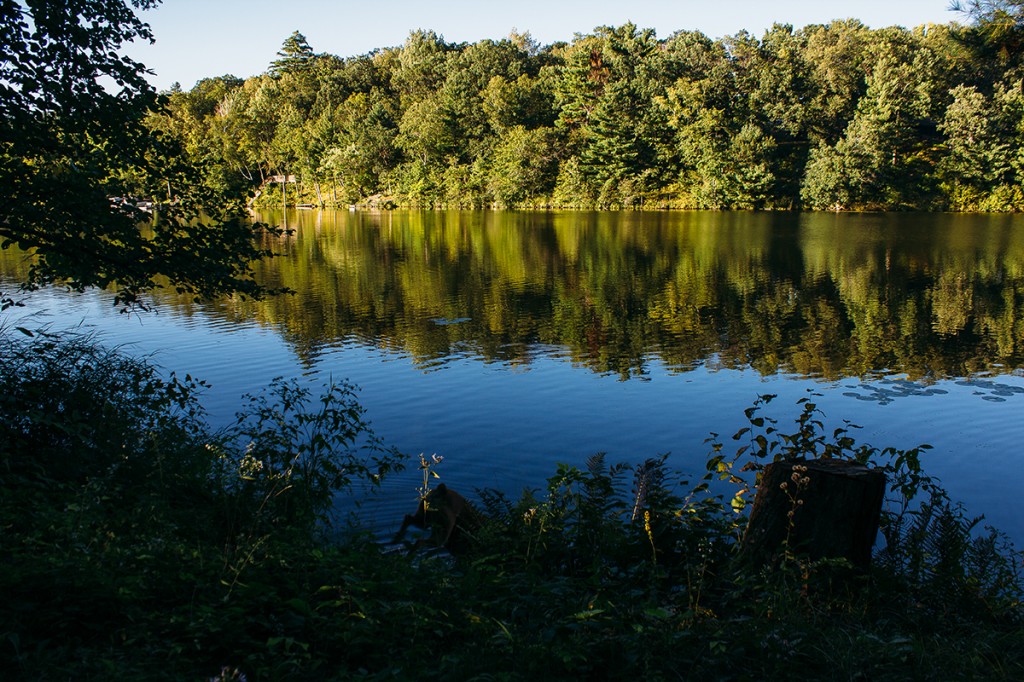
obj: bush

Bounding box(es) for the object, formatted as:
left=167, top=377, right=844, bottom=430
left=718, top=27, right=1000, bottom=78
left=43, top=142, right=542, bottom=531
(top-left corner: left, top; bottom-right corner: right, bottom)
left=0, top=328, right=403, bottom=679
left=1, top=330, right=1021, bottom=680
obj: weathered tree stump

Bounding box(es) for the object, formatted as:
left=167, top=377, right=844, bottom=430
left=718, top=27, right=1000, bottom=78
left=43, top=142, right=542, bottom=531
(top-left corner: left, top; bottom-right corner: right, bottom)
left=740, top=458, right=887, bottom=570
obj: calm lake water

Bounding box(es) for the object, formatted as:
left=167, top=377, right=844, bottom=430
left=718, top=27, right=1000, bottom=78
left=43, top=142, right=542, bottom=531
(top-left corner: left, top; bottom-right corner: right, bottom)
left=4, top=210, right=1024, bottom=543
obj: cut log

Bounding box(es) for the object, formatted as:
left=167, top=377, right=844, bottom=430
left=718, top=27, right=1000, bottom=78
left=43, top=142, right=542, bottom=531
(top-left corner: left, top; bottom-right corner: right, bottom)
left=740, top=458, right=886, bottom=570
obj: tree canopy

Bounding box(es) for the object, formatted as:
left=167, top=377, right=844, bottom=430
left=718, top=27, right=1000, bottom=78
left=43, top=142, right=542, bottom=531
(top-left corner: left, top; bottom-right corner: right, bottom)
left=0, top=0, right=282, bottom=308
left=952, top=0, right=1024, bottom=58
left=156, top=13, right=1024, bottom=212
left=6, top=1, right=1024, bottom=301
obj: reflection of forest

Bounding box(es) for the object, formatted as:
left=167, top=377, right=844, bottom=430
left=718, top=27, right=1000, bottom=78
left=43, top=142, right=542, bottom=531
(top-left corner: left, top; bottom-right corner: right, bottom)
left=4, top=211, right=1022, bottom=379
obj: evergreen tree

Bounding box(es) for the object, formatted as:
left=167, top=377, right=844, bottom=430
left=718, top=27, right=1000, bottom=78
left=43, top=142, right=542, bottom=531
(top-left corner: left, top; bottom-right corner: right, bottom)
left=581, top=82, right=644, bottom=190
left=271, top=31, right=315, bottom=76
left=952, top=0, right=1024, bottom=62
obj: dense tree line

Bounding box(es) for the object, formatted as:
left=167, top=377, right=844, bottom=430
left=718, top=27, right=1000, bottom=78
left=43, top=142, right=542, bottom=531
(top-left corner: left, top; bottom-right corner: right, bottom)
left=156, top=14, right=1024, bottom=211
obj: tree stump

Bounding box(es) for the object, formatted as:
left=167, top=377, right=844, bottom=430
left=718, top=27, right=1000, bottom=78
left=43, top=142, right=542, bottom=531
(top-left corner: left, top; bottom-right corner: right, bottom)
left=740, top=458, right=887, bottom=570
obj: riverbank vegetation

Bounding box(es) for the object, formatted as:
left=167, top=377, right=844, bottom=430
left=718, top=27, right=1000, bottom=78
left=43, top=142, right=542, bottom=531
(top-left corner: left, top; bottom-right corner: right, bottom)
left=157, top=7, right=1024, bottom=211
left=3, top=2, right=1024, bottom=679
left=2, top=329, right=1022, bottom=680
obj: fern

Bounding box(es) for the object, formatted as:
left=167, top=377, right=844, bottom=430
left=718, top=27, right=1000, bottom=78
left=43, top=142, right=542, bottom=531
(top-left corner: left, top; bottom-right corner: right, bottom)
left=631, top=456, right=668, bottom=522
left=476, top=487, right=516, bottom=523
left=879, top=491, right=1024, bottom=621
left=585, top=452, right=607, bottom=478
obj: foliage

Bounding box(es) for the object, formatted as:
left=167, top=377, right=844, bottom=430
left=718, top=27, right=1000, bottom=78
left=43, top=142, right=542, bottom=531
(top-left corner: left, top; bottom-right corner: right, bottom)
left=1, top=330, right=1021, bottom=679
left=9, top=5, right=1024, bottom=220
left=271, top=31, right=315, bottom=77
left=226, top=376, right=401, bottom=527
left=0, top=328, right=411, bottom=669
left=0, top=326, right=208, bottom=484
left=953, top=0, right=1024, bottom=61
left=4, top=3, right=1023, bottom=675
left=878, top=492, right=1024, bottom=620
left=0, top=1, right=285, bottom=308
left=152, top=13, right=1024, bottom=212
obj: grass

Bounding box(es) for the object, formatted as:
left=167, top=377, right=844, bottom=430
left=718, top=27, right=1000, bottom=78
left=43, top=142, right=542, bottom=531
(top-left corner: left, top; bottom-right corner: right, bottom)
left=1, top=329, right=1021, bottom=680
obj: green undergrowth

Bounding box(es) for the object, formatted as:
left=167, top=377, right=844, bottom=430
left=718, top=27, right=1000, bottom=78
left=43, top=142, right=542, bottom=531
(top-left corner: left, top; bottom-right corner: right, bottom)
left=1, top=330, right=1022, bottom=680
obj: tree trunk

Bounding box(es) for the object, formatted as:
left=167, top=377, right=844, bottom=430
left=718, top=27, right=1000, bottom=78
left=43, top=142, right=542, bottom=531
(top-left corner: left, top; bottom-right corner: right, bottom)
left=741, top=458, right=886, bottom=570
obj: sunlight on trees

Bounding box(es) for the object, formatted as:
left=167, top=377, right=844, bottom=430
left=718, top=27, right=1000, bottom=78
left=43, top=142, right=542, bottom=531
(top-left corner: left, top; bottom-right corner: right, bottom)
left=150, top=15, right=1024, bottom=213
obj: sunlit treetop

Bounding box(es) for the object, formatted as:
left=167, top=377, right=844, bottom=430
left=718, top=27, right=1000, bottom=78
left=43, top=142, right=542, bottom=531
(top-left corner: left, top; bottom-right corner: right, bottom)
left=270, top=30, right=315, bottom=76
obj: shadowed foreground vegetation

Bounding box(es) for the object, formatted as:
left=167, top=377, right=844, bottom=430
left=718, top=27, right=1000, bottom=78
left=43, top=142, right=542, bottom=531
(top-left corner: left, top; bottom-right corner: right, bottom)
left=2, top=329, right=1022, bottom=680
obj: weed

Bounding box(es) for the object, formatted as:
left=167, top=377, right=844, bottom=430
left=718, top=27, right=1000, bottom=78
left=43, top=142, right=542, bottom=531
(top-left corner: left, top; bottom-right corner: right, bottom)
left=1, top=332, right=1021, bottom=680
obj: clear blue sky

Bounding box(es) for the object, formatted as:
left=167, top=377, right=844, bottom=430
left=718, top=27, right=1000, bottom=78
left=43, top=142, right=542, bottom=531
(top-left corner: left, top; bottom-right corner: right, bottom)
left=129, top=0, right=961, bottom=90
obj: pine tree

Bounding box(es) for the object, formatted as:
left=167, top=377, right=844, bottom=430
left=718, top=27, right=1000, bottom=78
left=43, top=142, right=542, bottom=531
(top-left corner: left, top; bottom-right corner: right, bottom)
left=271, top=31, right=315, bottom=76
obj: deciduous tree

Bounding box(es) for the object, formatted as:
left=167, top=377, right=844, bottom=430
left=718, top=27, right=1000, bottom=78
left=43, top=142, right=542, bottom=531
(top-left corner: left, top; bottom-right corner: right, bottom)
left=0, top=0, right=282, bottom=308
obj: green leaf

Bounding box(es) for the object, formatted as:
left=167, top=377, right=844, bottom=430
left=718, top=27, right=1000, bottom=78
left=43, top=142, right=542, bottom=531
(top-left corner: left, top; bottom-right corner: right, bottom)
left=573, top=608, right=606, bottom=620
left=286, top=598, right=313, bottom=616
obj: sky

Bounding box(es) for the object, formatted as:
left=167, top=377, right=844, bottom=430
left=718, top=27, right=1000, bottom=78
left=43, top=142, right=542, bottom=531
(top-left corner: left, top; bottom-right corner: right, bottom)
left=127, top=0, right=962, bottom=91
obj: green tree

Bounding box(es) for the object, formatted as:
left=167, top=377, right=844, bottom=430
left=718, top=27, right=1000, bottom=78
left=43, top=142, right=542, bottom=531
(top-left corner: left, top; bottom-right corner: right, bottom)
left=939, top=81, right=1024, bottom=209
left=488, top=126, right=558, bottom=206
left=271, top=30, right=315, bottom=76
left=802, top=31, right=941, bottom=209
left=482, top=74, right=554, bottom=132
left=727, top=123, right=777, bottom=209
left=581, top=81, right=646, bottom=201
left=552, top=34, right=607, bottom=133
left=331, top=90, right=400, bottom=197
left=560, top=24, right=677, bottom=206
left=731, top=25, right=813, bottom=203
left=952, top=0, right=1024, bottom=61
left=801, top=20, right=872, bottom=145
left=0, top=0, right=281, bottom=308
left=552, top=156, right=598, bottom=207
left=151, top=75, right=250, bottom=197
left=800, top=141, right=861, bottom=210
left=393, top=30, right=451, bottom=104
left=130, top=17, right=1024, bottom=212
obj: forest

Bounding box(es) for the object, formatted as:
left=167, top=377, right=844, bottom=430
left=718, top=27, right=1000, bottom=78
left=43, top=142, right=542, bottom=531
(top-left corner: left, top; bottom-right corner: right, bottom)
left=155, top=16, right=1024, bottom=211
left=4, top=2, right=1024, bottom=679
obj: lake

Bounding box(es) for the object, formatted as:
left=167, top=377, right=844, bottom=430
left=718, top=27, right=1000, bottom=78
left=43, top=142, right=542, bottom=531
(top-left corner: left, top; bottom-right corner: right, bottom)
left=3, top=210, right=1024, bottom=544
